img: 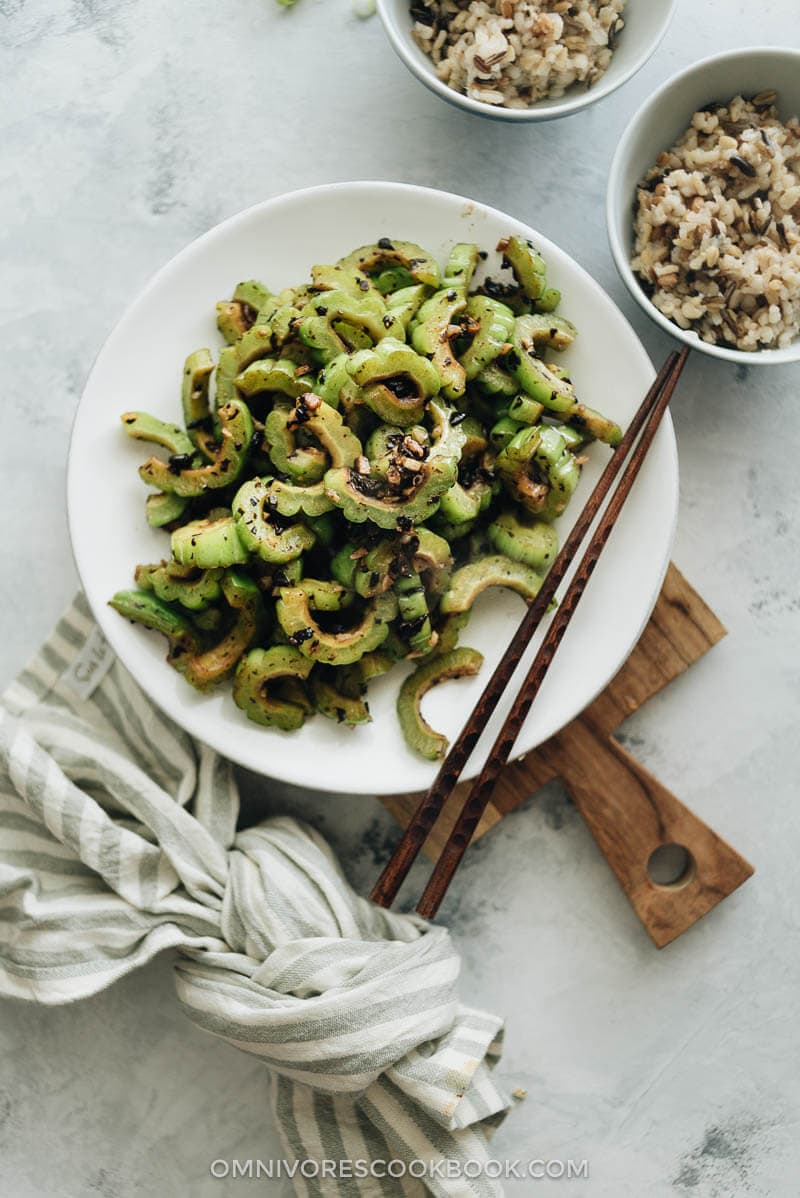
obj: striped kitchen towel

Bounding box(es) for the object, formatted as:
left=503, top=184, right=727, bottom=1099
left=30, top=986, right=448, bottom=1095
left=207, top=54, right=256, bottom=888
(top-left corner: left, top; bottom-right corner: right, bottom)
left=0, top=596, right=516, bottom=1197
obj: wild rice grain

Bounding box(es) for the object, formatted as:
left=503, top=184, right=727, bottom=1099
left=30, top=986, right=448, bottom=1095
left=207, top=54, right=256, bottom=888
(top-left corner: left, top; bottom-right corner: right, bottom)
left=411, top=0, right=626, bottom=108
left=631, top=94, right=800, bottom=351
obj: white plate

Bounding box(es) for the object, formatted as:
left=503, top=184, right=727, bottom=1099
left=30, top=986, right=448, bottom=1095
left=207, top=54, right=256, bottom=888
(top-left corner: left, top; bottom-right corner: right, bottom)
left=68, top=182, right=678, bottom=796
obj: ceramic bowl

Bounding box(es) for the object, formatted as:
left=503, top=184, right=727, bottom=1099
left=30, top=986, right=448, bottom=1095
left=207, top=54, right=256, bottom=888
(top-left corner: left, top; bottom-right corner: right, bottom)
left=607, top=46, right=800, bottom=365
left=376, top=0, right=676, bottom=122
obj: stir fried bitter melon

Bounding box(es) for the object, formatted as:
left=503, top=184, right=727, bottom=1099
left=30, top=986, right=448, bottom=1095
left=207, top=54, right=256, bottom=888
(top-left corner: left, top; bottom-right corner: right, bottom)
left=111, top=236, right=623, bottom=760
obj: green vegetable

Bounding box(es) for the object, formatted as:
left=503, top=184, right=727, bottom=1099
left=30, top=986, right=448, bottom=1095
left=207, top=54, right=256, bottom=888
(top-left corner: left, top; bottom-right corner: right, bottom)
left=437, top=473, right=493, bottom=525
left=515, top=312, right=577, bottom=351
left=260, top=302, right=302, bottom=352
left=181, top=349, right=215, bottom=442
left=385, top=283, right=429, bottom=331
left=216, top=301, right=251, bottom=345
left=256, top=476, right=333, bottom=519
left=331, top=539, right=395, bottom=598
left=349, top=649, right=395, bottom=686
left=504, top=236, right=549, bottom=301
left=181, top=572, right=264, bottom=690
left=236, top=358, right=313, bottom=400
left=410, top=286, right=467, bottom=402
left=347, top=338, right=441, bottom=426
left=214, top=346, right=239, bottom=409
left=306, top=511, right=337, bottom=546
left=311, top=263, right=378, bottom=298
left=460, top=296, right=515, bottom=380
left=237, top=318, right=281, bottom=362
left=139, top=400, right=253, bottom=496
left=294, top=578, right=354, bottom=611
left=487, top=511, right=559, bottom=570
left=136, top=562, right=223, bottom=610
left=412, top=527, right=453, bottom=595
left=536, top=287, right=561, bottom=313
left=121, top=412, right=194, bottom=457
left=507, top=393, right=545, bottom=425
left=568, top=403, right=623, bottom=447
left=311, top=674, right=371, bottom=725
left=297, top=289, right=399, bottom=362
left=232, top=478, right=316, bottom=563
left=295, top=394, right=362, bottom=464
left=373, top=266, right=414, bottom=294
left=145, top=491, right=190, bottom=529
left=440, top=555, right=544, bottom=613
left=507, top=326, right=576, bottom=414
left=552, top=422, right=593, bottom=451
left=337, top=240, right=441, bottom=288
left=443, top=242, right=479, bottom=294
left=394, top=568, right=436, bottom=656
left=233, top=279, right=272, bottom=311
left=108, top=590, right=199, bottom=654
left=432, top=515, right=477, bottom=543
left=418, top=611, right=470, bottom=663
left=314, top=354, right=356, bottom=411
left=489, top=415, right=524, bottom=451
left=172, top=516, right=250, bottom=568
left=262, top=396, right=362, bottom=511
left=265, top=404, right=327, bottom=484
left=475, top=359, right=518, bottom=397
left=458, top=416, right=488, bottom=457
left=275, top=588, right=396, bottom=666
left=233, top=646, right=314, bottom=731
left=496, top=424, right=580, bottom=521
left=324, top=400, right=465, bottom=529
left=112, top=236, right=623, bottom=757
left=397, top=647, right=483, bottom=760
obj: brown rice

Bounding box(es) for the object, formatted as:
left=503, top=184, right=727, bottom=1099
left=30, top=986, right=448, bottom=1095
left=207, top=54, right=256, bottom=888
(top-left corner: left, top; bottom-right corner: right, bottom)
left=411, top=0, right=626, bottom=109
left=631, top=94, right=800, bottom=352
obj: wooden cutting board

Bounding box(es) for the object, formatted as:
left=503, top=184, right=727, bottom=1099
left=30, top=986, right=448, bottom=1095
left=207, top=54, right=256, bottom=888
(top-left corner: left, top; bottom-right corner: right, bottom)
left=381, top=564, right=754, bottom=947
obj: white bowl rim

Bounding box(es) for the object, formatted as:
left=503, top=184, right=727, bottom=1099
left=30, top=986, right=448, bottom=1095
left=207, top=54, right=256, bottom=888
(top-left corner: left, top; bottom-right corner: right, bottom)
left=376, top=0, right=677, bottom=122
left=607, top=44, right=800, bottom=365
left=67, top=179, right=678, bottom=794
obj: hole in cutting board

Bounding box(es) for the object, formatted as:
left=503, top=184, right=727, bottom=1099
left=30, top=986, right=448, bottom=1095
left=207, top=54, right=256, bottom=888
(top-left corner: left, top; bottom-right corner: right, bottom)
left=647, top=843, right=695, bottom=888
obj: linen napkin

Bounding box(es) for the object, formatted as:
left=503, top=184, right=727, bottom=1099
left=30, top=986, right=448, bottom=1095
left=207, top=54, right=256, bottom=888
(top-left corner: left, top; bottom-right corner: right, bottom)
left=0, top=595, right=515, bottom=1197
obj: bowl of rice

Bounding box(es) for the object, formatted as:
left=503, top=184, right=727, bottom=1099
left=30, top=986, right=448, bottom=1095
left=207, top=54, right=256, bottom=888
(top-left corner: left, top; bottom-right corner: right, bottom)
left=608, top=47, right=800, bottom=363
left=376, top=0, right=676, bottom=121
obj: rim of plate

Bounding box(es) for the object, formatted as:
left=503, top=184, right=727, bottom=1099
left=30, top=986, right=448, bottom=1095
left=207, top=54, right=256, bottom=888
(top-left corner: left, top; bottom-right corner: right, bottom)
left=376, top=0, right=677, bottom=123
left=607, top=45, right=800, bottom=365
left=67, top=181, right=678, bottom=795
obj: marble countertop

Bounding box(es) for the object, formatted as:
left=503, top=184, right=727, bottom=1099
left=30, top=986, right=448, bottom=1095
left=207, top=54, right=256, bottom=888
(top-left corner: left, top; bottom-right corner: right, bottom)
left=2, top=1, right=799, bottom=1194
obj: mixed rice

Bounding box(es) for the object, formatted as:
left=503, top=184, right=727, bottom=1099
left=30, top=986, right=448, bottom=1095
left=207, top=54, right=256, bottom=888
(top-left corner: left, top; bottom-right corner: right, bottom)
left=411, top=0, right=626, bottom=109
left=631, top=94, right=800, bottom=352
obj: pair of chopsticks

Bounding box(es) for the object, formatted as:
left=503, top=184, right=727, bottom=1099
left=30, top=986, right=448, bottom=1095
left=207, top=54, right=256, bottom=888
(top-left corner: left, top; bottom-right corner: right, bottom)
left=371, top=346, right=690, bottom=918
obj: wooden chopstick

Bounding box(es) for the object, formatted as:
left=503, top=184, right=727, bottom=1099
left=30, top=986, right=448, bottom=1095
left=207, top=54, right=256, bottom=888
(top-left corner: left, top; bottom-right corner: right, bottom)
left=371, top=347, right=689, bottom=910
left=415, top=345, right=690, bottom=917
